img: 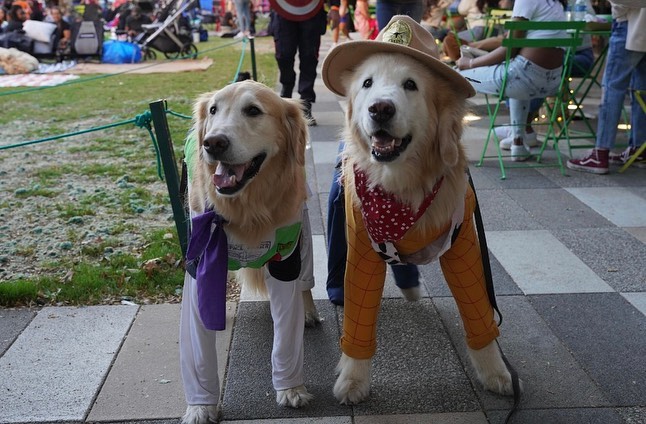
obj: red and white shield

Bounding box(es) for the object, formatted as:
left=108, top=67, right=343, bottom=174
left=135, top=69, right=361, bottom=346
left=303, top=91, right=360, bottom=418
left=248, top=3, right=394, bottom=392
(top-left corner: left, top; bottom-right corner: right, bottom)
left=269, top=0, right=323, bottom=21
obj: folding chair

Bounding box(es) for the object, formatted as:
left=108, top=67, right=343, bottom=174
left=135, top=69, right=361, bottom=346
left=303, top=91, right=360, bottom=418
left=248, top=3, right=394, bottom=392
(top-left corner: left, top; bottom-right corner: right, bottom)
left=483, top=8, right=511, bottom=39
left=553, top=24, right=630, bottom=156
left=477, top=20, right=585, bottom=179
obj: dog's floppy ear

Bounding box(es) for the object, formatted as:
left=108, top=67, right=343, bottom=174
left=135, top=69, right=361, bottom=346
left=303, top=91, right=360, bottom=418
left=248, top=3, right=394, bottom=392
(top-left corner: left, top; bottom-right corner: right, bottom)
left=193, top=91, right=215, bottom=144
left=437, top=105, right=464, bottom=168
left=283, top=99, right=308, bottom=167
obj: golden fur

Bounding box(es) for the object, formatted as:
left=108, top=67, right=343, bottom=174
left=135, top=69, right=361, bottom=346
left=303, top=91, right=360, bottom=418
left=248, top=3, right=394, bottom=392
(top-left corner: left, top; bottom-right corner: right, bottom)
left=190, top=80, right=308, bottom=246
left=334, top=53, right=517, bottom=404
left=182, top=81, right=319, bottom=423
left=189, top=80, right=309, bottom=291
left=341, top=53, right=468, bottom=236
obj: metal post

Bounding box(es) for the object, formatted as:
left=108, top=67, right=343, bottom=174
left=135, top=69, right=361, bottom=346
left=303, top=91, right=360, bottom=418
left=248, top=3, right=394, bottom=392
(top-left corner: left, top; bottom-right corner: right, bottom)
left=149, top=99, right=189, bottom=257
left=249, top=37, right=258, bottom=81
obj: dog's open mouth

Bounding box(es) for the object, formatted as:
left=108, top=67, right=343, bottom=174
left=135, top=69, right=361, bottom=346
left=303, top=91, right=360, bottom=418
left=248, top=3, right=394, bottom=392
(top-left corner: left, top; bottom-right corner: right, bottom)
left=371, top=131, right=412, bottom=162
left=212, top=153, right=266, bottom=195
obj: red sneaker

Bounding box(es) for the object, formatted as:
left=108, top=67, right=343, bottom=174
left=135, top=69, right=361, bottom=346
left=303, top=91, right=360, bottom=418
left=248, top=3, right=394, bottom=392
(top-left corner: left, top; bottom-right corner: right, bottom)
left=609, top=146, right=646, bottom=168
left=567, top=149, right=609, bottom=174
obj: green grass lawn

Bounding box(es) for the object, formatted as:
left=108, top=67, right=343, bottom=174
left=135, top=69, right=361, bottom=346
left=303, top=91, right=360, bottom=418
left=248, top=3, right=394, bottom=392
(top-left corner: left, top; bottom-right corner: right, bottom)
left=0, top=36, right=279, bottom=307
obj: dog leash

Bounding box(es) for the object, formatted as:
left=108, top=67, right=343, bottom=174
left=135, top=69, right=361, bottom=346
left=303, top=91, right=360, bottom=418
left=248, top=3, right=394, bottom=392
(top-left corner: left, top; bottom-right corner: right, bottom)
left=467, top=168, right=522, bottom=424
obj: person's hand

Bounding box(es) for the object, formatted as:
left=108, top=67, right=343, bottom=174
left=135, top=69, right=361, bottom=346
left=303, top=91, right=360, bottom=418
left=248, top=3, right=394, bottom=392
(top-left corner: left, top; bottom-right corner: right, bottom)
left=456, top=56, right=473, bottom=70
left=328, top=7, right=339, bottom=29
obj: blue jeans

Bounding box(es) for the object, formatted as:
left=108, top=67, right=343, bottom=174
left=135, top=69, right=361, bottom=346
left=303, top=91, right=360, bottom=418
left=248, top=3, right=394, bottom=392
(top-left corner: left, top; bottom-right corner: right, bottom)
left=523, top=47, right=594, bottom=115
left=326, top=143, right=419, bottom=305
left=596, top=20, right=646, bottom=150
left=376, top=0, right=424, bottom=30
left=460, top=55, right=562, bottom=140
left=233, top=0, right=251, bottom=33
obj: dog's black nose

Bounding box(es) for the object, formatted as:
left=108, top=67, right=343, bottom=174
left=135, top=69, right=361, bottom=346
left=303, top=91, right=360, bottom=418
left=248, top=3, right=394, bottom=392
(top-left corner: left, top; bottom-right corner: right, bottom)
left=369, top=100, right=396, bottom=124
left=203, top=134, right=230, bottom=156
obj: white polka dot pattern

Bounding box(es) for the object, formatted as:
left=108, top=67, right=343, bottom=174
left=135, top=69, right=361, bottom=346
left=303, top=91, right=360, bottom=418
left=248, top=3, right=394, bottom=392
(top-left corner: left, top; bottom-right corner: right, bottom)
left=354, top=166, right=444, bottom=243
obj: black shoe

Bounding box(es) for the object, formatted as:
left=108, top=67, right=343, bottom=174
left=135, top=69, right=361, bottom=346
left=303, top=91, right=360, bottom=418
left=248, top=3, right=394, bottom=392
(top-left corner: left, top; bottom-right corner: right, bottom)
left=303, top=101, right=317, bottom=126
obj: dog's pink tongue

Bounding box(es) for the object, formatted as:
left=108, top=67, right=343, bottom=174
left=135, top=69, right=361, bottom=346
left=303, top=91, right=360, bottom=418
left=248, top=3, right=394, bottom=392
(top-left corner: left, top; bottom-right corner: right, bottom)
left=213, top=163, right=245, bottom=188
left=371, top=134, right=401, bottom=154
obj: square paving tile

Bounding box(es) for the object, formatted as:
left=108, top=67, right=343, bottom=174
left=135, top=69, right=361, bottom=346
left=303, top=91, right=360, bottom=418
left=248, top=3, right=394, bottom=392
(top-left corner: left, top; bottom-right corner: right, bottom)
left=486, top=230, right=613, bottom=294
left=434, top=296, right=610, bottom=412
left=221, top=301, right=350, bottom=420
left=552, top=227, right=646, bottom=292
left=505, top=188, right=615, bottom=230
left=350, top=299, right=480, bottom=416
left=529, top=293, right=646, bottom=405
left=0, top=308, right=35, bottom=355
left=565, top=187, right=646, bottom=227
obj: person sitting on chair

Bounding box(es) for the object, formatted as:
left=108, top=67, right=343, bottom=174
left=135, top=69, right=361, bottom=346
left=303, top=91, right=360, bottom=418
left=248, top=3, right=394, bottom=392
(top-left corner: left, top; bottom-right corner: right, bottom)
left=49, top=6, right=71, bottom=61
left=5, top=4, right=27, bottom=32
left=125, top=5, right=150, bottom=38
left=456, top=0, right=568, bottom=162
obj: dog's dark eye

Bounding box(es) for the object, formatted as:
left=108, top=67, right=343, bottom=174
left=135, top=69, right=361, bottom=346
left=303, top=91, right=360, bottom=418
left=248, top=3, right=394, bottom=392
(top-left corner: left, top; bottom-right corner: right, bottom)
left=362, top=78, right=373, bottom=88
left=209, top=105, right=217, bottom=115
left=403, top=79, right=418, bottom=91
left=244, top=105, right=262, bottom=117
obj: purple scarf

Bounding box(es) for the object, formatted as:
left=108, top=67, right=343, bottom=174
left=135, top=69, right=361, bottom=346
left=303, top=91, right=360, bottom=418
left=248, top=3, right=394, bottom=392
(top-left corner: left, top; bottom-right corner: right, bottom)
left=185, top=210, right=228, bottom=331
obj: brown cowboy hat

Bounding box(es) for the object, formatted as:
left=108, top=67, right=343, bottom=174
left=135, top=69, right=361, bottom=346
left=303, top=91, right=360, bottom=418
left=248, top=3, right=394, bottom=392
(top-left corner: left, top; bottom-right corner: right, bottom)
left=322, top=15, right=476, bottom=99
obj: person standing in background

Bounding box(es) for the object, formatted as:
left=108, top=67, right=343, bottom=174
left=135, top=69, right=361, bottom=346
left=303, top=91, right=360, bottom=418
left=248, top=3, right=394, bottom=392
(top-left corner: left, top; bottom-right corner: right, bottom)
left=567, top=1, right=646, bottom=173
left=233, top=0, right=252, bottom=38
left=268, top=0, right=329, bottom=126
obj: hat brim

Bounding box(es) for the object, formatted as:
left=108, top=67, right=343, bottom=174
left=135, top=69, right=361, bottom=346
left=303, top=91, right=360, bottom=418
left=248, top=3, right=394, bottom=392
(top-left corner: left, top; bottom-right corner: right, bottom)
left=322, top=41, right=476, bottom=99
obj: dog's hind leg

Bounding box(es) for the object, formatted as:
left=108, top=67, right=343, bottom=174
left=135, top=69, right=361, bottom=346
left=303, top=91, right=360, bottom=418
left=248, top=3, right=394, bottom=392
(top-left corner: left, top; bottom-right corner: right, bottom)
left=302, top=290, right=320, bottom=327
left=299, top=205, right=321, bottom=327
left=182, top=405, right=218, bottom=424
left=266, top=275, right=313, bottom=407
left=179, top=273, right=221, bottom=423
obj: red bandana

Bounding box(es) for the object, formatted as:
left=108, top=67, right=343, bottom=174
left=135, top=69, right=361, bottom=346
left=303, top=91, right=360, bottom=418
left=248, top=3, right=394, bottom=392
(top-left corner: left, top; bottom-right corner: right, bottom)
left=354, top=167, right=444, bottom=243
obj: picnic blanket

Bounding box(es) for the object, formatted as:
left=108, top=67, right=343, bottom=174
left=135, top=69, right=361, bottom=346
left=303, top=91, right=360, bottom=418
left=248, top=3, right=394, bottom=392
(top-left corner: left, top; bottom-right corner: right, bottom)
left=0, top=73, right=79, bottom=87
left=67, top=58, right=214, bottom=74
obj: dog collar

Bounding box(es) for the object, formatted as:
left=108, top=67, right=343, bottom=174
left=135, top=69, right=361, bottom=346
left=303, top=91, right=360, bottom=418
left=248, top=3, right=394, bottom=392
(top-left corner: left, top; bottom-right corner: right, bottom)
left=354, top=166, right=444, bottom=243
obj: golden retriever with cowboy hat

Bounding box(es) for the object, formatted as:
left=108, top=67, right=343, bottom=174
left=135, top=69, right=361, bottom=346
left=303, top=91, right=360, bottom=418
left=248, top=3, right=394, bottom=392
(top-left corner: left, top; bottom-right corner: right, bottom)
left=322, top=15, right=521, bottom=405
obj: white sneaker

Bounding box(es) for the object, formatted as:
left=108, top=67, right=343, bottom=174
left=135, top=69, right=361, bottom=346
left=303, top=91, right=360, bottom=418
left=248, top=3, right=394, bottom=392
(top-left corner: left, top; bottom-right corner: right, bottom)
left=510, top=143, right=532, bottom=162
left=233, top=32, right=244, bottom=39
left=498, top=131, right=539, bottom=150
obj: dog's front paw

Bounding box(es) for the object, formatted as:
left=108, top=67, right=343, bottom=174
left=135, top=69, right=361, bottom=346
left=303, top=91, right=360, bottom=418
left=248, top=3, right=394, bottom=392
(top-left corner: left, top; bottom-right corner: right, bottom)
left=276, top=384, right=314, bottom=408
left=181, top=404, right=218, bottom=424
left=468, top=341, right=524, bottom=396
left=333, top=353, right=372, bottom=404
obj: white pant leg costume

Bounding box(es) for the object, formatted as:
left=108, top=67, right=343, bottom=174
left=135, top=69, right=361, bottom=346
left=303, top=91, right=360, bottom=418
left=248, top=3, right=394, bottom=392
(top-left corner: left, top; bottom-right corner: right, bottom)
left=179, top=205, right=315, bottom=405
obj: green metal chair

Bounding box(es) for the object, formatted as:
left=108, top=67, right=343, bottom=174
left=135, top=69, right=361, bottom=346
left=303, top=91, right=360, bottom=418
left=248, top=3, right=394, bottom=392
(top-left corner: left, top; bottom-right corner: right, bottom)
left=477, top=20, right=585, bottom=179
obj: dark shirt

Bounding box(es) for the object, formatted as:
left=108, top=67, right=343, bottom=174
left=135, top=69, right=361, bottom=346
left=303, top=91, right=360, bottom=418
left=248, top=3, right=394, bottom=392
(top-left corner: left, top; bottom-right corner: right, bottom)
left=125, top=13, right=151, bottom=34
left=54, top=18, right=70, bottom=42
left=82, top=3, right=101, bottom=21
left=5, top=20, right=23, bottom=32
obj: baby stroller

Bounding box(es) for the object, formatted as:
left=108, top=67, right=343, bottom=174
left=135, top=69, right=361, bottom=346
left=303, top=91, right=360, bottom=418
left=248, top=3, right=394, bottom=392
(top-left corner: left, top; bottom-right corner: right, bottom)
left=136, top=0, right=198, bottom=60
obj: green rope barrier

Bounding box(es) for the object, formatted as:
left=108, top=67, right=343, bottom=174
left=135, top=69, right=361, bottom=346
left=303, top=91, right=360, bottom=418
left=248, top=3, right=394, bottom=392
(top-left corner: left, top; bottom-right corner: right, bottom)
left=231, top=37, right=248, bottom=84
left=0, top=39, right=246, bottom=98
left=133, top=111, right=164, bottom=181
left=0, top=110, right=166, bottom=181
left=0, top=118, right=136, bottom=150
left=166, top=110, right=192, bottom=120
